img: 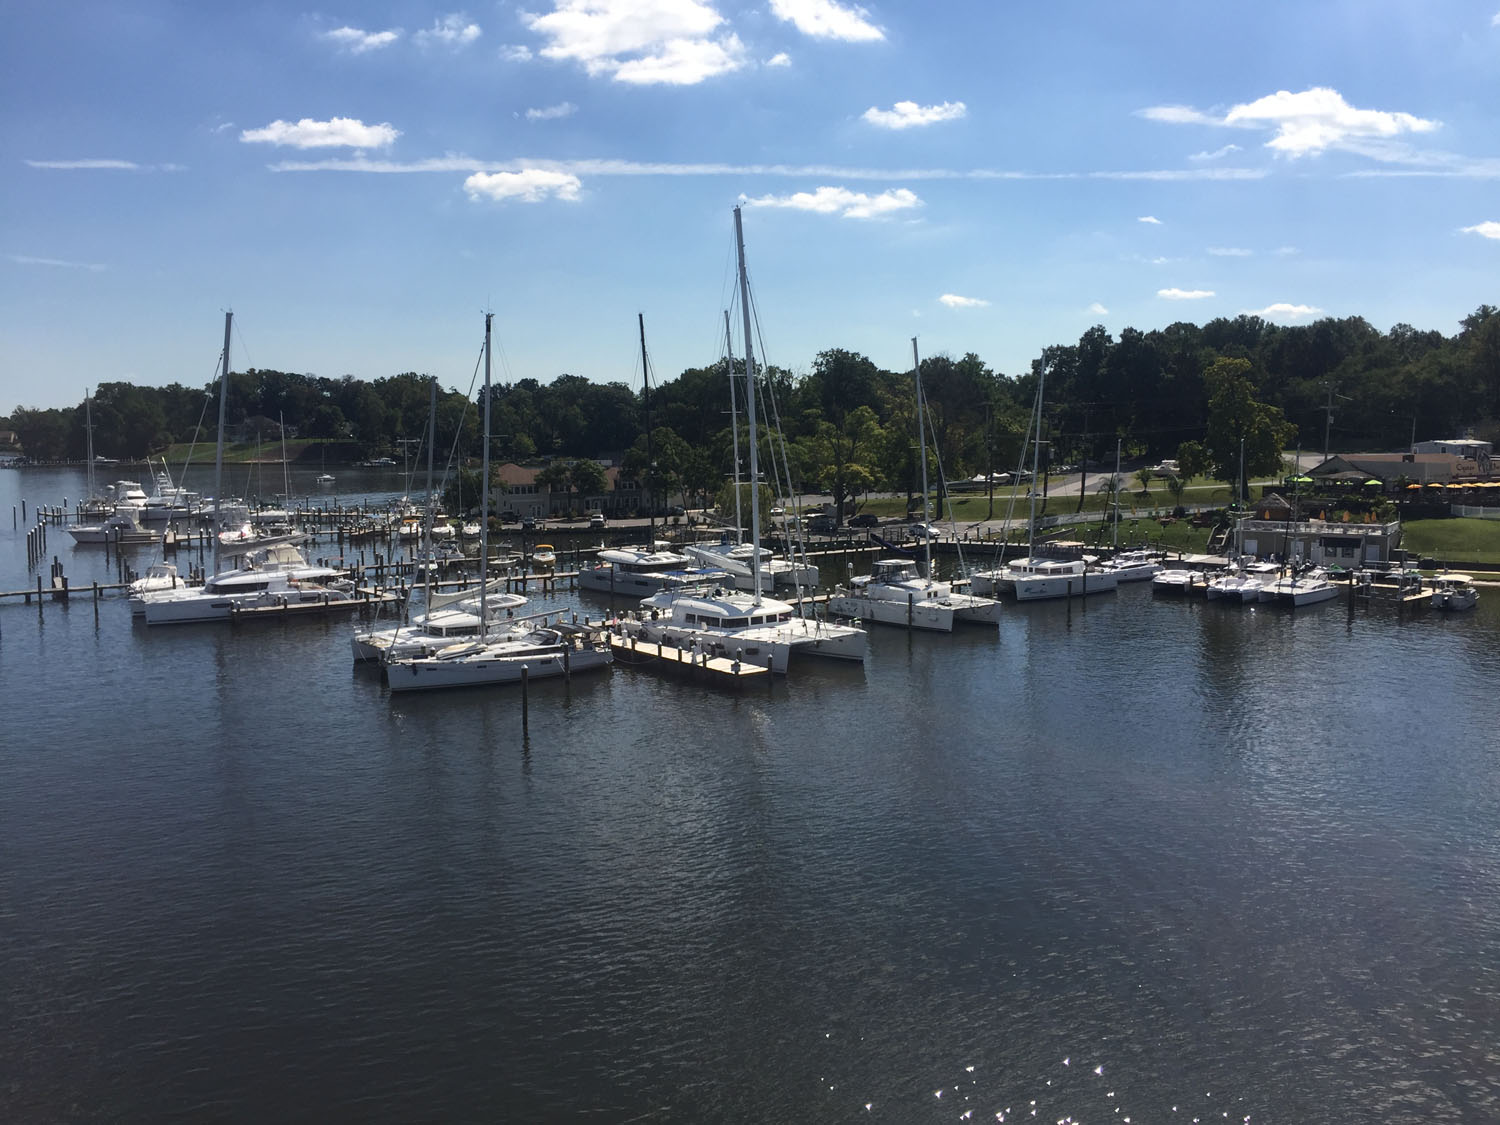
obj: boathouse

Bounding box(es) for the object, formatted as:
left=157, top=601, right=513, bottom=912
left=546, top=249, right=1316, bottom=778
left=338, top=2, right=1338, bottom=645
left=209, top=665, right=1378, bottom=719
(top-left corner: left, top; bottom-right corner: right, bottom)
left=1231, top=493, right=1402, bottom=566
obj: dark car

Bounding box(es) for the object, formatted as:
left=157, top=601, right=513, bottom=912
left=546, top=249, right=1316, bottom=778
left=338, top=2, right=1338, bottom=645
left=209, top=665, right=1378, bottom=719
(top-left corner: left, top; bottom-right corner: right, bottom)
left=521, top=516, right=537, bottom=531
left=499, top=509, right=519, bottom=522
left=848, top=513, right=879, bottom=528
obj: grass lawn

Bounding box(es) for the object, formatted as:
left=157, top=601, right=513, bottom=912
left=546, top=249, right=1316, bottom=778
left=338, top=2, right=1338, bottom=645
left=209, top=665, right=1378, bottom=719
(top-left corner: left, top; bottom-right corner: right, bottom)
left=1399, top=518, right=1500, bottom=567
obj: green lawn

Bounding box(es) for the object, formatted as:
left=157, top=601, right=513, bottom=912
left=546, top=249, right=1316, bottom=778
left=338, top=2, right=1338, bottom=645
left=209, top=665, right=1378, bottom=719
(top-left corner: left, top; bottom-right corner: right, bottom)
left=1399, top=518, right=1500, bottom=566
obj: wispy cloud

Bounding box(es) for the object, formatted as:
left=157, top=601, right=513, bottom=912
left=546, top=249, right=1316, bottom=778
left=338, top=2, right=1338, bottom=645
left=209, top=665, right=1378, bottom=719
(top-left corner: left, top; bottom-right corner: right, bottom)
left=26, top=158, right=138, bottom=170
left=766, top=52, right=791, bottom=67
left=526, top=102, right=577, bottom=121
left=521, top=0, right=745, bottom=86
left=263, top=154, right=1268, bottom=184
left=742, top=186, right=921, bottom=219
left=1244, top=302, right=1322, bottom=321
left=1141, top=86, right=1438, bottom=160
left=770, top=0, right=884, bottom=42
left=416, top=14, right=481, bottom=49
left=1207, top=246, right=1252, bottom=257
left=1493, top=10, right=1500, bottom=26
left=1462, top=220, right=1500, bottom=240
left=323, top=26, right=402, bottom=53
left=1189, top=143, right=1241, bottom=162
left=863, top=100, right=966, bottom=130
left=1274, top=246, right=1300, bottom=256
left=9, top=253, right=106, bottom=271
left=241, top=118, right=400, bottom=149
left=464, top=169, right=581, bottom=203
left=1087, top=302, right=1109, bottom=316
left=500, top=44, right=533, bottom=62
left=1138, top=215, right=1162, bottom=224
left=938, top=293, right=988, bottom=308
left=1158, top=287, right=1214, bottom=300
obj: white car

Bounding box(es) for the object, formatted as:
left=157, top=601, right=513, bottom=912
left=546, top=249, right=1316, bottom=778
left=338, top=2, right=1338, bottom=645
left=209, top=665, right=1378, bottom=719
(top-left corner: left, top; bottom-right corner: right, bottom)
left=909, top=522, right=940, bottom=539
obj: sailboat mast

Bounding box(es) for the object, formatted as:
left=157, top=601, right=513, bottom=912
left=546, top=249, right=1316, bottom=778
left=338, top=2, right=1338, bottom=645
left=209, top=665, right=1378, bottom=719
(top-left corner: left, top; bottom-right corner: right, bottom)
left=640, top=313, right=655, bottom=544
left=733, top=205, right=763, bottom=603
left=84, top=388, right=95, bottom=502
left=213, top=310, right=231, bottom=575
left=479, top=313, right=492, bottom=637
left=1112, top=437, right=1122, bottom=550
left=913, top=338, right=932, bottom=578
left=1027, top=360, right=1046, bottom=553
left=726, top=308, right=743, bottom=544
left=424, top=373, right=437, bottom=604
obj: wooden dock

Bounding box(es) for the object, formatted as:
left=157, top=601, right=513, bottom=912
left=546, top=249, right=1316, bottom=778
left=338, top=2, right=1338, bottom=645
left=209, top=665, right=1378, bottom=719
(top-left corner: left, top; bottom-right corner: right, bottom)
left=608, top=632, right=772, bottom=688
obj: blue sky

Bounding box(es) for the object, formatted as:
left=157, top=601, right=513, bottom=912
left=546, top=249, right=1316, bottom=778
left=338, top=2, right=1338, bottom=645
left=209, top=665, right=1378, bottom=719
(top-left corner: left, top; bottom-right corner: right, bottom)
left=5, top=1, right=1500, bottom=411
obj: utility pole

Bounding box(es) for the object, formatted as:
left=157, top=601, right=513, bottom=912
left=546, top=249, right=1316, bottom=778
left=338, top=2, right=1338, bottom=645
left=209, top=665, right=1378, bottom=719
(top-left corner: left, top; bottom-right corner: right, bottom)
left=985, top=400, right=994, bottom=520
left=1321, top=381, right=1351, bottom=463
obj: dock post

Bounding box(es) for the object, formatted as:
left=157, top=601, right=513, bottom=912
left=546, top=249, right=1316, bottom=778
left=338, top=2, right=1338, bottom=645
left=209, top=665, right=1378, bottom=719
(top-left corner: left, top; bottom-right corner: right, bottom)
left=521, top=666, right=530, bottom=729
left=21, top=499, right=26, bottom=522
left=907, top=592, right=914, bottom=630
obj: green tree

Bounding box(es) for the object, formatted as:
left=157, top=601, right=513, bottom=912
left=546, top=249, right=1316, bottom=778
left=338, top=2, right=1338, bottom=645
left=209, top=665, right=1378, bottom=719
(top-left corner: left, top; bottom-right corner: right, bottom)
left=1200, top=356, right=1299, bottom=500
left=802, top=405, right=883, bottom=527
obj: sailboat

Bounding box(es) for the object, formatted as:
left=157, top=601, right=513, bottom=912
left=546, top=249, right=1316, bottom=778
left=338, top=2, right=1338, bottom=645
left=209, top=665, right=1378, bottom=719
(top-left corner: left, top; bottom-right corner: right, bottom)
left=384, top=312, right=612, bottom=691
left=615, top=206, right=867, bottom=669
left=968, top=362, right=1119, bottom=602
left=140, top=312, right=358, bottom=625
left=828, top=338, right=1000, bottom=629
left=577, top=314, right=730, bottom=598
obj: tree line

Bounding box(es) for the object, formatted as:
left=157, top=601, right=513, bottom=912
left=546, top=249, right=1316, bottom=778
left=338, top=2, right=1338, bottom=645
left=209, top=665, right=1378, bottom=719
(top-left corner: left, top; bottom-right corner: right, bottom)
left=7, top=308, right=1498, bottom=508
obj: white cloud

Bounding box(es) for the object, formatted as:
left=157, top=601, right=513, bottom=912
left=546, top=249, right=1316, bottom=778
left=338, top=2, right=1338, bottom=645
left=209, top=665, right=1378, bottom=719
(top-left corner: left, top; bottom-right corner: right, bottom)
left=1158, top=288, right=1214, bottom=300
left=9, top=253, right=106, bottom=271
left=1087, top=302, right=1109, bottom=316
left=416, top=14, right=481, bottom=48
left=501, top=44, right=534, bottom=62
left=1142, top=86, right=1438, bottom=160
left=323, top=26, right=402, bottom=53
left=526, top=102, right=578, bottom=121
left=742, top=185, right=921, bottom=219
left=464, top=169, right=582, bottom=202
left=1138, top=215, right=1162, bottom=224
left=1274, top=246, right=1300, bottom=256
left=1207, top=246, right=1252, bottom=257
left=25, top=158, right=140, bottom=170
left=1244, top=302, right=1323, bottom=321
left=770, top=0, right=883, bottom=42
left=766, top=52, right=791, bottom=67
left=938, top=294, right=989, bottom=308
left=1493, top=11, right=1500, bottom=26
left=522, top=0, right=744, bottom=85
left=1462, top=220, right=1500, bottom=240
left=241, top=117, right=399, bottom=149
left=863, top=100, right=966, bottom=130
left=1189, top=144, right=1241, bottom=162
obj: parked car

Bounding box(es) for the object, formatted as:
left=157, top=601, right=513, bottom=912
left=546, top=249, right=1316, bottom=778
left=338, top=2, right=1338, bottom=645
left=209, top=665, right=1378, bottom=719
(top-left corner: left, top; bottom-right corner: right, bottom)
left=588, top=513, right=606, bottom=529
left=666, top=505, right=685, bottom=517
left=499, top=509, right=519, bottom=522
left=848, top=512, right=880, bottom=528
left=807, top=515, right=835, bottom=533
left=521, top=516, right=538, bottom=531
left=909, top=522, right=940, bottom=539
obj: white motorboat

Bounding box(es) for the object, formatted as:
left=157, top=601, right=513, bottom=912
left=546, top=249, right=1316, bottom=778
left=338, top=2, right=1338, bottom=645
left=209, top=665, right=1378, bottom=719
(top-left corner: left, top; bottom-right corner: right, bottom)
left=352, top=583, right=530, bottom=663
left=1260, top=566, right=1340, bottom=607
left=1097, top=548, right=1163, bottom=583
left=1151, top=568, right=1205, bottom=595
left=829, top=557, right=1002, bottom=630
left=579, top=545, right=729, bottom=597
left=972, top=552, right=1119, bottom=600
left=1431, top=573, right=1479, bottom=611
left=69, top=504, right=159, bottom=546
left=126, top=562, right=185, bottom=614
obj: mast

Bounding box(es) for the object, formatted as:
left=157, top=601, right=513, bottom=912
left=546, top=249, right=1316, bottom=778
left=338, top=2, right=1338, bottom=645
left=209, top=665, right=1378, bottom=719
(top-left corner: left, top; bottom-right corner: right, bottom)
left=1026, top=359, right=1046, bottom=555
left=424, top=373, right=437, bottom=603
left=84, top=388, right=95, bottom=502
left=213, top=311, right=231, bottom=574
left=726, top=308, right=742, bottom=544
left=913, top=337, right=932, bottom=580
left=640, top=313, right=655, bottom=545
left=479, top=313, right=493, bottom=638
left=733, top=205, right=763, bottom=603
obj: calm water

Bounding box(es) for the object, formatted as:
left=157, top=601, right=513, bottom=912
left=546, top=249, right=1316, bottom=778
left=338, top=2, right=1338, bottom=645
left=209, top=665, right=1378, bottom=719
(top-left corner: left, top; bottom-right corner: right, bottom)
left=3, top=468, right=1498, bottom=1122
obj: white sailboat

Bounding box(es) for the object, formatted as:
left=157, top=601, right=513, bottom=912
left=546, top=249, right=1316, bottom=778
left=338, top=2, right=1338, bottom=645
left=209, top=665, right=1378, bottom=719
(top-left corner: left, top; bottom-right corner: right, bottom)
left=614, top=207, right=866, bottom=668
left=139, top=312, right=357, bottom=625
left=829, top=338, right=1000, bottom=628
left=968, top=362, right=1117, bottom=602
left=385, top=312, right=612, bottom=691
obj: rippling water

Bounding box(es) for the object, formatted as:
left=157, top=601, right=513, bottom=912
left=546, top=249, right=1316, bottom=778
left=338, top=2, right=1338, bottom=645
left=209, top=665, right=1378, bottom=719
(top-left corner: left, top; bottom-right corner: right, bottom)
left=3, top=468, right=1498, bottom=1121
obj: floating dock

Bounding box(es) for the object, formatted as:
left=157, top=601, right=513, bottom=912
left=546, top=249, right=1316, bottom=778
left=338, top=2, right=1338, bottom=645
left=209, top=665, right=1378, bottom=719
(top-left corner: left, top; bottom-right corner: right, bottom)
left=608, top=632, right=771, bottom=688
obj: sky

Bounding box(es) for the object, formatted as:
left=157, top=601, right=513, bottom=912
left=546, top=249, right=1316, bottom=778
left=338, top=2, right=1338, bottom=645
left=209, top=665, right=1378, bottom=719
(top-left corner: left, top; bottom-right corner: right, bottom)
left=4, top=0, right=1500, bottom=412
